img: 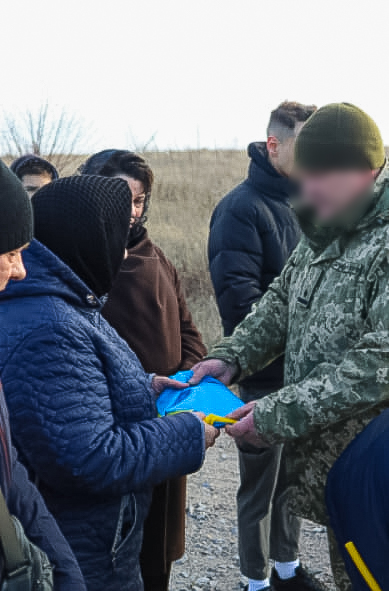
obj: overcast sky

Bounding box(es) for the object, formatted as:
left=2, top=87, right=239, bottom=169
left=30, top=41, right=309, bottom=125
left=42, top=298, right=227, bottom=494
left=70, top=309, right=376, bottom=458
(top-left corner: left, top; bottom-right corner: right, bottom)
left=1, top=0, right=388, bottom=151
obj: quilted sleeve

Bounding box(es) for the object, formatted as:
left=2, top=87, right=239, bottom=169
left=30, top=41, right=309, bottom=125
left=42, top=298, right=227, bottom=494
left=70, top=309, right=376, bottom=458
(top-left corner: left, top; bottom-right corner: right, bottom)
left=2, top=323, right=205, bottom=497
left=8, top=447, right=87, bottom=591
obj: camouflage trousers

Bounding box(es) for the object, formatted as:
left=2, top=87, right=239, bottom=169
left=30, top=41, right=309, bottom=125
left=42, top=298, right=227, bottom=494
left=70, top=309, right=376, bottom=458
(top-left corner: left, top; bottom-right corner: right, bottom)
left=328, top=528, right=352, bottom=591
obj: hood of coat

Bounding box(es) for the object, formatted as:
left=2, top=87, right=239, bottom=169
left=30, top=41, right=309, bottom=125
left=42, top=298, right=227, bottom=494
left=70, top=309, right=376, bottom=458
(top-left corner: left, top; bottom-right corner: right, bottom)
left=0, top=239, right=103, bottom=310
left=247, top=142, right=298, bottom=201
left=299, top=165, right=389, bottom=252
left=10, top=154, right=59, bottom=181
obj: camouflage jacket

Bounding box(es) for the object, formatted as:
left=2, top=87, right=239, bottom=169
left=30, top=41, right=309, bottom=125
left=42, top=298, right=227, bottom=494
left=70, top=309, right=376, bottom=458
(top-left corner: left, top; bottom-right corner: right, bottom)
left=209, top=168, right=389, bottom=524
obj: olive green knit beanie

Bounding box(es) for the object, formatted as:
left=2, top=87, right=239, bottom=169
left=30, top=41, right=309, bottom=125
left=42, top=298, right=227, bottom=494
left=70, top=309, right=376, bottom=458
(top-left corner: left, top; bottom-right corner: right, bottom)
left=295, top=103, right=386, bottom=171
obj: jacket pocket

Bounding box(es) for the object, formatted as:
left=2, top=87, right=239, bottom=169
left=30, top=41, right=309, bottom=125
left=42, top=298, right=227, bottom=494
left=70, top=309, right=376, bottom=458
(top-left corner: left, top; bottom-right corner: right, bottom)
left=111, top=494, right=138, bottom=566
left=330, top=260, right=364, bottom=314
left=289, top=265, right=325, bottom=318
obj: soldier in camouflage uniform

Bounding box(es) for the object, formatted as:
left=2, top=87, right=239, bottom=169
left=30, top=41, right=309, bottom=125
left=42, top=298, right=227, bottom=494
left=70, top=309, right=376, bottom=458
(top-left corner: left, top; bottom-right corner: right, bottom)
left=191, top=103, right=389, bottom=591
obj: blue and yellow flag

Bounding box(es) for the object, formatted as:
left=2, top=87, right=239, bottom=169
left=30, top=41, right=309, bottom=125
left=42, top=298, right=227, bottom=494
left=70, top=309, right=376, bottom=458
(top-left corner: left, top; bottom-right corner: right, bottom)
left=157, top=370, right=244, bottom=427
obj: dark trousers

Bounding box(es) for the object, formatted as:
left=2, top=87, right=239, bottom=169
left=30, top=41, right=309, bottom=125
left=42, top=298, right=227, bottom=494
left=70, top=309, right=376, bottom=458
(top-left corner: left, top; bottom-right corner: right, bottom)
left=142, top=568, right=171, bottom=591
left=238, top=387, right=301, bottom=580
left=140, top=477, right=186, bottom=591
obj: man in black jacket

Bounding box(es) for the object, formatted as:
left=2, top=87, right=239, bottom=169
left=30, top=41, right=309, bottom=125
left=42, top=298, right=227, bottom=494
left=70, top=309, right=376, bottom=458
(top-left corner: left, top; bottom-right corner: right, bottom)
left=208, top=102, right=317, bottom=591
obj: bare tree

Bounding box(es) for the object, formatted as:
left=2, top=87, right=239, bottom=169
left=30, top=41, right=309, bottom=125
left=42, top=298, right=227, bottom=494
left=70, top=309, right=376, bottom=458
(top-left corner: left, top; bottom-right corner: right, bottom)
left=1, top=102, right=91, bottom=174
left=126, top=129, right=159, bottom=153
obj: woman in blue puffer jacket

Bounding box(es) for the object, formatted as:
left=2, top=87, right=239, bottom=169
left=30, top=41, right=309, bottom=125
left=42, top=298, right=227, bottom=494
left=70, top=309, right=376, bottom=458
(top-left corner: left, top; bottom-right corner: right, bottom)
left=0, top=175, right=218, bottom=591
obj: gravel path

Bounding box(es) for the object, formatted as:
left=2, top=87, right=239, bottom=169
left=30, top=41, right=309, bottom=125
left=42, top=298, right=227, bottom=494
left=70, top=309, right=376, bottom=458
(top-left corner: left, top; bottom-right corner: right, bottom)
left=170, top=435, right=336, bottom=591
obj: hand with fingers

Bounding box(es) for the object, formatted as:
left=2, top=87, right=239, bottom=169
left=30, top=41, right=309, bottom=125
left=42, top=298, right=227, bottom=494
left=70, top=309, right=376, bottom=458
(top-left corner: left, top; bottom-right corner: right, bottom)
left=193, top=412, right=220, bottom=449
left=225, top=402, right=270, bottom=450
left=151, top=379, right=220, bottom=450
left=188, top=358, right=238, bottom=386
left=151, top=375, right=188, bottom=396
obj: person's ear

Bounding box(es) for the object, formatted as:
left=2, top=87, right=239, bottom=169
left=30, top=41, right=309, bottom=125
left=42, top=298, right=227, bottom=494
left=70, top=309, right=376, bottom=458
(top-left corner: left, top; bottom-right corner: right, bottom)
left=267, top=136, right=279, bottom=159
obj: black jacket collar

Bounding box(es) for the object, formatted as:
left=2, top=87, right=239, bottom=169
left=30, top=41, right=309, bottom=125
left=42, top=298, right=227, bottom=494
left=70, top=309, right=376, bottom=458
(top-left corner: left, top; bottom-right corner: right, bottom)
left=247, top=142, right=297, bottom=202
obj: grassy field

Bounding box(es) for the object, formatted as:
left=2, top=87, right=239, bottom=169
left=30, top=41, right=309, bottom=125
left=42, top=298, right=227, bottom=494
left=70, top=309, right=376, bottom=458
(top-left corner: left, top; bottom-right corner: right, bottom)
left=144, top=149, right=248, bottom=347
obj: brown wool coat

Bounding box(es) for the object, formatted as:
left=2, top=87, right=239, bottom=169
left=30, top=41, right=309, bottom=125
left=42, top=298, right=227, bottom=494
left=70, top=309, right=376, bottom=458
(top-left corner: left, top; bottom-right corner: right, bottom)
left=103, top=231, right=206, bottom=376
left=102, top=230, right=207, bottom=573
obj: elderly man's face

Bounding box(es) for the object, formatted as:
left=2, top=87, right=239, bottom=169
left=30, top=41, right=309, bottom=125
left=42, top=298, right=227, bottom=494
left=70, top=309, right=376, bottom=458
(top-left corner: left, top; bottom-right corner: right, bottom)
left=0, top=246, right=28, bottom=291
left=298, top=169, right=378, bottom=224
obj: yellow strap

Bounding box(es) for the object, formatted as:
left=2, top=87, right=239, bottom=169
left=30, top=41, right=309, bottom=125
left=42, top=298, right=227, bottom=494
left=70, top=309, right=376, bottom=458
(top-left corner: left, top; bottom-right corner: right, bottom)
left=345, top=542, right=382, bottom=591
left=204, top=414, right=237, bottom=426
left=159, top=412, right=238, bottom=426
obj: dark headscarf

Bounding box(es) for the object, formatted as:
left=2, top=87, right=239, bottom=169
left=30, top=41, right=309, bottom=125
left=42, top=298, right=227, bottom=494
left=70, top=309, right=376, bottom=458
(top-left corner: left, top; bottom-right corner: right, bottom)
left=32, top=175, right=132, bottom=297
left=10, top=155, right=59, bottom=181
left=79, top=150, right=151, bottom=244
left=78, top=150, right=119, bottom=176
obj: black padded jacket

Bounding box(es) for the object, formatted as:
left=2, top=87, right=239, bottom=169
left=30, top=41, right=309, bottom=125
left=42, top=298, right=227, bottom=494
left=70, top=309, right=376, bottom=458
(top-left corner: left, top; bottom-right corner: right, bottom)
left=208, top=142, right=301, bottom=394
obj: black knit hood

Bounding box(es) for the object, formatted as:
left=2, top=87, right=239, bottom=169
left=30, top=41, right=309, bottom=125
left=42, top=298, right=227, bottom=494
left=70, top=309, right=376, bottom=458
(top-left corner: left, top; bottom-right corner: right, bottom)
left=32, top=175, right=132, bottom=297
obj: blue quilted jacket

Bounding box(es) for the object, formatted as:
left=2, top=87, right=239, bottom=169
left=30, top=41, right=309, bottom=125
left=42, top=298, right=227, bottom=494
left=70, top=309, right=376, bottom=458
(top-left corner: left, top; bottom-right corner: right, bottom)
left=0, top=240, right=205, bottom=591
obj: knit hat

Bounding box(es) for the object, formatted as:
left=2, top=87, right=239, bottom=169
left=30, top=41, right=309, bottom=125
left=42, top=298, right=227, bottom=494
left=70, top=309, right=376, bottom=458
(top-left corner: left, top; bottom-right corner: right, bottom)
left=10, top=155, right=59, bottom=181
left=32, top=175, right=132, bottom=297
left=295, top=103, right=386, bottom=171
left=0, top=160, right=33, bottom=255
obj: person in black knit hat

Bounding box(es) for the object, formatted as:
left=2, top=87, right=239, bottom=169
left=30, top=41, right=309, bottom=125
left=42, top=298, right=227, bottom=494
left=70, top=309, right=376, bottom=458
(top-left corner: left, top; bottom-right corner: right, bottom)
left=0, top=174, right=218, bottom=591
left=0, top=159, right=33, bottom=259
left=10, top=154, right=59, bottom=199
left=0, top=160, right=87, bottom=590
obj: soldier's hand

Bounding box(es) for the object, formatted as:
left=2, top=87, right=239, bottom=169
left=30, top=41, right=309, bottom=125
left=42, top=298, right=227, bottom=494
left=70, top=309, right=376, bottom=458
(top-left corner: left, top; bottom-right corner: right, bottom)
left=152, top=376, right=188, bottom=396
left=225, top=406, right=269, bottom=450
left=193, top=412, right=220, bottom=449
left=189, top=359, right=237, bottom=386
left=226, top=401, right=256, bottom=421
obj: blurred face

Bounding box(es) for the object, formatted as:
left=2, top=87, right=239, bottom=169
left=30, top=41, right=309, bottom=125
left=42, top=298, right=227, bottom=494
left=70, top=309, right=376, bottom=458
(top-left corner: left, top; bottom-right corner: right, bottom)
left=0, top=245, right=28, bottom=291
left=21, top=172, right=52, bottom=199
left=114, top=175, right=146, bottom=226
left=267, top=121, right=305, bottom=177
left=298, top=169, right=378, bottom=224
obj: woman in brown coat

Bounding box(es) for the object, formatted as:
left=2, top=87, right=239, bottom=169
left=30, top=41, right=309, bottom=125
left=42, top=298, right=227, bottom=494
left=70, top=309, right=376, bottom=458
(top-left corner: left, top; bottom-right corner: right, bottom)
left=80, top=150, right=207, bottom=591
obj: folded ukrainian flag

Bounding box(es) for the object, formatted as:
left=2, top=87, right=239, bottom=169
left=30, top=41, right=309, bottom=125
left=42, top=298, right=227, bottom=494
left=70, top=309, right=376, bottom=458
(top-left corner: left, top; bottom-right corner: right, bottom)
left=157, top=370, right=244, bottom=427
